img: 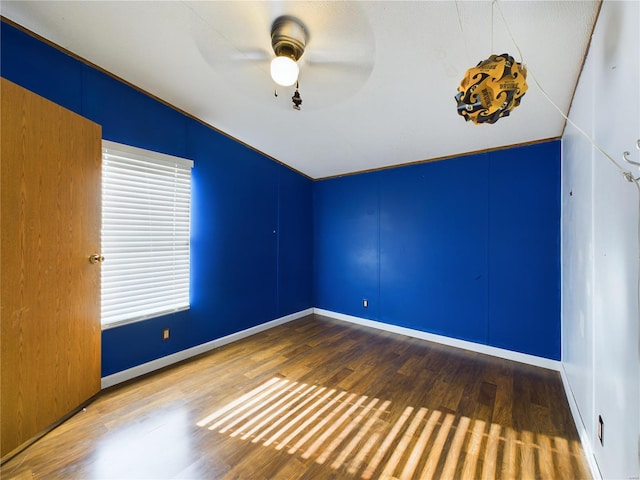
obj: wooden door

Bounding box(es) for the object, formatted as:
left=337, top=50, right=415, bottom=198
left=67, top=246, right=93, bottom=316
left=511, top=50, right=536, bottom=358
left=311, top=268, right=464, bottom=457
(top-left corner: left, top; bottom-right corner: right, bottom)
left=1, top=78, right=102, bottom=459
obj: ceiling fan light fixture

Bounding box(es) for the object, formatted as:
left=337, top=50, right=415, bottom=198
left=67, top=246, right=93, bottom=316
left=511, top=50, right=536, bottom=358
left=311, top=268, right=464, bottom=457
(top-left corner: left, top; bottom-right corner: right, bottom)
left=269, top=16, right=307, bottom=87
left=270, top=56, right=299, bottom=86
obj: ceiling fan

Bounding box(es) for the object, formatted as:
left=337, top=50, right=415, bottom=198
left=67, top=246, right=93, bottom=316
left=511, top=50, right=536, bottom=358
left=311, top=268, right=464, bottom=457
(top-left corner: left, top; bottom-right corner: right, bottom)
left=269, top=15, right=308, bottom=110
left=269, top=15, right=307, bottom=87
left=190, top=2, right=375, bottom=111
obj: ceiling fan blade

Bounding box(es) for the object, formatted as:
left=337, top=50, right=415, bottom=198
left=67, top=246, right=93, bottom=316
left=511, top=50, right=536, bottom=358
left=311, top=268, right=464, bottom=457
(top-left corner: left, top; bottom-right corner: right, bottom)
left=187, top=0, right=376, bottom=111
left=302, top=57, right=373, bottom=71
left=230, top=49, right=271, bottom=62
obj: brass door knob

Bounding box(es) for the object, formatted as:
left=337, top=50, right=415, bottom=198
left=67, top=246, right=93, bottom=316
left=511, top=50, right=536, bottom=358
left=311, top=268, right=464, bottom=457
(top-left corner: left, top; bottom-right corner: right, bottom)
left=89, top=254, right=104, bottom=264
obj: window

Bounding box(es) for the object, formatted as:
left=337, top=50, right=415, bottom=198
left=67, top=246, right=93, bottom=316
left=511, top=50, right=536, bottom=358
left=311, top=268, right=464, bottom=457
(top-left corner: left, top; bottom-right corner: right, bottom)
left=101, top=140, right=193, bottom=328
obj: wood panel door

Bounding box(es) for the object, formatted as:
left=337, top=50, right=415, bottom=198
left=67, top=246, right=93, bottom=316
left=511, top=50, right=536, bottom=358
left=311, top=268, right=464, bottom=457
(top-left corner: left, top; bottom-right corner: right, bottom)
left=1, top=78, right=102, bottom=459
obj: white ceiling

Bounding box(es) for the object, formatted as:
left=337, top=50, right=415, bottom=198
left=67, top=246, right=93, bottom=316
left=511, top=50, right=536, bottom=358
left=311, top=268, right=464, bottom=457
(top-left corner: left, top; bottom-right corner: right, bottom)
left=1, top=1, right=600, bottom=179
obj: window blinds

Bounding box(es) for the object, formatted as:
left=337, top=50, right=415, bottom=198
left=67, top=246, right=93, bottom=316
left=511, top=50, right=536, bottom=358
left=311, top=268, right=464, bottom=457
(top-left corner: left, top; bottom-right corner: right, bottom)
left=101, top=140, right=193, bottom=327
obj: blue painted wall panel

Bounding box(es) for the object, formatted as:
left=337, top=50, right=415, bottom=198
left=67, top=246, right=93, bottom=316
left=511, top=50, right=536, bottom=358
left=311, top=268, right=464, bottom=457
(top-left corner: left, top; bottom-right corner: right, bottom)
left=314, top=143, right=561, bottom=359
left=82, top=67, right=188, bottom=158
left=314, top=174, right=379, bottom=319
left=187, top=120, right=279, bottom=337
left=278, top=167, right=314, bottom=316
left=379, top=156, right=489, bottom=342
left=1, top=22, right=83, bottom=113
left=1, top=21, right=314, bottom=377
left=488, top=143, right=561, bottom=359
left=101, top=310, right=192, bottom=375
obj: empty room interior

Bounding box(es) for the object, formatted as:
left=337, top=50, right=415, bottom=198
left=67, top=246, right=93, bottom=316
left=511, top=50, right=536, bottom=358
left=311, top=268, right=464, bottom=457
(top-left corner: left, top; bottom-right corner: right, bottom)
left=1, top=1, right=638, bottom=479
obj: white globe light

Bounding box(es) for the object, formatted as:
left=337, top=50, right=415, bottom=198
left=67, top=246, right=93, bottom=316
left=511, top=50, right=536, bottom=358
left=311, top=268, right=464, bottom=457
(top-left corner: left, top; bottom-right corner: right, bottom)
left=270, top=56, right=299, bottom=86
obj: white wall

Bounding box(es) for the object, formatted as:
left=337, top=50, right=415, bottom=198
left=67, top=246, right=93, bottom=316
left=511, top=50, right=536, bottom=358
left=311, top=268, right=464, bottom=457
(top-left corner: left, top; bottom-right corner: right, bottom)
left=562, top=1, right=639, bottom=478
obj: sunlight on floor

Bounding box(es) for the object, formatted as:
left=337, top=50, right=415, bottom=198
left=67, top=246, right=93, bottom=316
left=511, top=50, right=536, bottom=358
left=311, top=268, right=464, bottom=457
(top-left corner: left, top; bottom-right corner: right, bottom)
left=196, top=377, right=585, bottom=479
left=94, top=408, right=191, bottom=479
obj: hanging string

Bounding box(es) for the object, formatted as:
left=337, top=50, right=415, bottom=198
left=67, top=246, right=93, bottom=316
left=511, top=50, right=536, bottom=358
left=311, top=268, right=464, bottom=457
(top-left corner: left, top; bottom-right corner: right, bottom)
left=491, top=0, right=495, bottom=54
left=494, top=0, right=524, bottom=64
left=454, top=0, right=464, bottom=35
left=454, top=0, right=472, bottom=65
left=493, top=0, right=634, bottom=180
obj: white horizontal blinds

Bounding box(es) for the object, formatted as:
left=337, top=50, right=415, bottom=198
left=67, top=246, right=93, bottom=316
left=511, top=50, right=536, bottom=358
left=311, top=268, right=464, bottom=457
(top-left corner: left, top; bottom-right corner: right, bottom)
left=101, top=140, right=193, bottom=327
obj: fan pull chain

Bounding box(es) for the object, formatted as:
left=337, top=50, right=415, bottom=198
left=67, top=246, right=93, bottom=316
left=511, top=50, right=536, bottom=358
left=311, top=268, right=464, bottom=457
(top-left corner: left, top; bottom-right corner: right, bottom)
left=292, top=81, right=302, bottom=110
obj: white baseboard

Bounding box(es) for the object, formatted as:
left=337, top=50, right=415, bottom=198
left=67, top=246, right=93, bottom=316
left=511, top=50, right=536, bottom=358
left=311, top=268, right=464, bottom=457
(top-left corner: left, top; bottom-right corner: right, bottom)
left=102, top=306, right=561, bottom=388
left=101, top=308, right=313, bottom=389
left=313, top=308, right=562, bottom=371
left=559, top=365, right=602, bottom=480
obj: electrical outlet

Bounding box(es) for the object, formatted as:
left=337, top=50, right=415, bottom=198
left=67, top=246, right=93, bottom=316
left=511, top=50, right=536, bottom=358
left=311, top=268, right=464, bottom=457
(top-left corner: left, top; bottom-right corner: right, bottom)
left=162, top=328, right=170, bottom=341
left=363, top=299, right=368, bottom=308
left=598, top=415, right=604, bottom=446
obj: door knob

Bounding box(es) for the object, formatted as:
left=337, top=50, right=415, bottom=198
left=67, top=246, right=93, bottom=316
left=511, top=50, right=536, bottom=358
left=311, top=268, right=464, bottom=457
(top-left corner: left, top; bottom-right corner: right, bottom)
left=89, top=254, right=104, bottom=264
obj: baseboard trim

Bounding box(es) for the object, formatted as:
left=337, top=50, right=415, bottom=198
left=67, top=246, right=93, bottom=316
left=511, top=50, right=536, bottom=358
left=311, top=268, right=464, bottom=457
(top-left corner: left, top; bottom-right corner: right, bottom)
left=313, top=308, right=561, bottom=371
left=559, top=364, right=602, bottom=480
left=0, top=391, right=100, bottom=466
left=103, top=307, right=561, bottom=387
left=101, top=308, right=313, bottom=389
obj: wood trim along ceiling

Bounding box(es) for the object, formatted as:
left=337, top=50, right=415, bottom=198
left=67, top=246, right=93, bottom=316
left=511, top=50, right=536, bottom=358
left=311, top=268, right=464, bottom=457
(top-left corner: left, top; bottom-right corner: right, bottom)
left=1, top=16, right=564, bottom=181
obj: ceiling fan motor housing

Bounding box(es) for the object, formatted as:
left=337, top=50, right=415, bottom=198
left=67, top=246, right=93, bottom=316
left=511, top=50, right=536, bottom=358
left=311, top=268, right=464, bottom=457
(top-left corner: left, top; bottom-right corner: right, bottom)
left=271, top=16, right=308, bottom=61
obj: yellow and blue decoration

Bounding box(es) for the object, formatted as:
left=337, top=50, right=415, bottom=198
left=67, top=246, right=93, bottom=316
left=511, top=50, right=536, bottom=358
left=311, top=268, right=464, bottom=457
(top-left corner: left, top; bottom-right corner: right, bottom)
left=455, top=53, right=528, bottom=124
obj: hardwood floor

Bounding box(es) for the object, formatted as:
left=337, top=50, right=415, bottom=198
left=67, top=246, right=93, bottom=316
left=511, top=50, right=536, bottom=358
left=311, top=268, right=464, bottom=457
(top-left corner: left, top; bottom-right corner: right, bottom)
left=1, top=314, right=591, bottom=479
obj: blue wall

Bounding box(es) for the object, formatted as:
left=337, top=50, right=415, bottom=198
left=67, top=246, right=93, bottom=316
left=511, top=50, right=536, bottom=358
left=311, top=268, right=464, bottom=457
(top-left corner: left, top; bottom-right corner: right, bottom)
left=1, top=21, right=314, bottom=376
left=2, top=20, right=561, bottom=372
left=314, top=142, right=561, bottom=360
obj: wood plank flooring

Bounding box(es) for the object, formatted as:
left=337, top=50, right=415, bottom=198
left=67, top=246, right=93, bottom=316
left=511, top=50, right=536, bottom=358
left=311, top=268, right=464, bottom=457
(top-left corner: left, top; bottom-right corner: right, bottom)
left=1, top=314, right=591, bottom=479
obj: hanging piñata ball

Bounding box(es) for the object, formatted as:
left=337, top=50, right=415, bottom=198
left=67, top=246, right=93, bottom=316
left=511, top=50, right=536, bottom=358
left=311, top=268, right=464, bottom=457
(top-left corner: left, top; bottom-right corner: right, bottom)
left=455, top=53, right=528, bottom=125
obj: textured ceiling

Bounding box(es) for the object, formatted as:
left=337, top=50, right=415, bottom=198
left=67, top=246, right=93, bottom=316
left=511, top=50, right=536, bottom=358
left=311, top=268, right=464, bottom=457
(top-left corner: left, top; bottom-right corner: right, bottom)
left=0, top=1, right=600, bottom=179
